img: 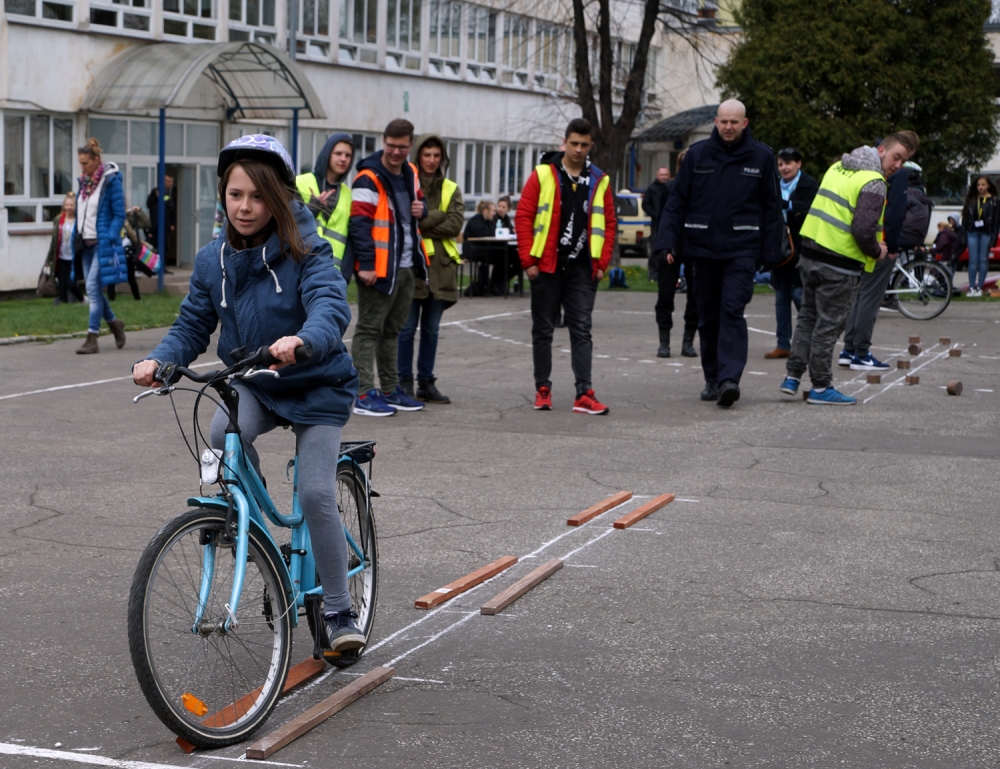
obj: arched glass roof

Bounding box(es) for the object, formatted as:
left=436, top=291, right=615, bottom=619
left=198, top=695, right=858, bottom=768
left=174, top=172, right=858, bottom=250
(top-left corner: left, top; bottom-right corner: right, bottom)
left=83, top=41, right=326, bottom=120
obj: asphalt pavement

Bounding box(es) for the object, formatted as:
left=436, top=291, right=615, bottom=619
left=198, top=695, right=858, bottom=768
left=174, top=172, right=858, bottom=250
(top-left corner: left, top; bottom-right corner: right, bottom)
left=1, top=287, right=999, bottom=769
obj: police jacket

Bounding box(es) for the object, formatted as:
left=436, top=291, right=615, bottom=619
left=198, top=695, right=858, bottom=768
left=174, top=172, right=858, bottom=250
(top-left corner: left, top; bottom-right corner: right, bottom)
left=659, top=127, right=783, bottom=263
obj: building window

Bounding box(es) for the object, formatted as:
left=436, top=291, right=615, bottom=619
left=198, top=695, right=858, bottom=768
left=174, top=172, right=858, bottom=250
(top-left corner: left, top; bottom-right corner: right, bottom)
left=466, top=5, right=496, bottom=83
left=87, top=0, right=151, bottom=32
left=446, top=140, right=460, bottom=183
left=339, top=0, right=378, bottom=64
left=228, top=0, right=276, bottom=42
left=4, top=114, right=73, bottom=225
left=428, top=0, right=460, bottom=77
left=164, top=0, right=216, bottom=40
left=463, top=142, right=493, bottom=197
left=296, top=0, right=331, bottom=57
left=534, top=22, right=560, bottom=90
left=386, top=0, right=421, bottom=70
left=501, top=13, right=529, bottom=86
left=498, top=144, right=524, bottom=196
left=4, top=0, right=74, bottom=22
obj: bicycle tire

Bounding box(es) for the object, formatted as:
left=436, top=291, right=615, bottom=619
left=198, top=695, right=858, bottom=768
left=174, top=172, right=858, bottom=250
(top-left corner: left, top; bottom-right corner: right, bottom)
left=328, top=462, right=379, bottom=668
left=128, top=509, right=292, bottom=748
left=891, top=259, right=952, bottom=320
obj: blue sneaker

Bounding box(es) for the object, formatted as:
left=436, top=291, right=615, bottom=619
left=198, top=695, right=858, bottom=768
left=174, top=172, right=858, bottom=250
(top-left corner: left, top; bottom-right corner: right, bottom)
left=382, top=386, right=425, bottom=411
left=807, top=387, right=857, bottom=406
left=849, top=353, right=890, bottom=372
left=353, top=389, right=397, bottom=417
left=837, top=349, right=853, bottom=367
left=779, top=376, right=800, bottom=396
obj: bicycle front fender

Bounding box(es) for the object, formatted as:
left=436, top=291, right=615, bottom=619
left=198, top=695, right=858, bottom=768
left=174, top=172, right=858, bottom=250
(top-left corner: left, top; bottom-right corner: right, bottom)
left=187, top=496, right=298, bottom=628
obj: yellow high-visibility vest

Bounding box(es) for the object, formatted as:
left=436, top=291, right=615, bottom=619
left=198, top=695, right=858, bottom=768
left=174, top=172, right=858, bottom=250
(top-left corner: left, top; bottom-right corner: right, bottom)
left=421, top=178, right=461, bottom=263
left=295, top=172, right=352, bottom=268
left=529, top=164, right=609, bottom=261
left=800, top=161, right=885, bottom=273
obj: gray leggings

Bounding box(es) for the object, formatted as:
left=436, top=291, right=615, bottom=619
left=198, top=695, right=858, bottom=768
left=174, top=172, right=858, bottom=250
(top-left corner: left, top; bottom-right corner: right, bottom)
left=210, top=384, right=351, bottom=614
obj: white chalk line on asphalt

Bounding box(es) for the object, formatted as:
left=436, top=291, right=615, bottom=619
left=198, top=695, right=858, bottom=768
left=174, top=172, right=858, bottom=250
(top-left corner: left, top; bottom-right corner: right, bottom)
left=861, top=347, right=954, bottom=404
left=0, top=741, right=303, bottom=769
left=0, top=361, right=221, bottom=402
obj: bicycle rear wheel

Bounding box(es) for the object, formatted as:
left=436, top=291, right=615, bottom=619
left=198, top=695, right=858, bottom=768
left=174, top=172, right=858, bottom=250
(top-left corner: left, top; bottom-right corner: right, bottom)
left=329, top=462, right=378, bottom=668
left=892, top=259, right=952, bottom=320
left=128, top=510, right=292, bottom=748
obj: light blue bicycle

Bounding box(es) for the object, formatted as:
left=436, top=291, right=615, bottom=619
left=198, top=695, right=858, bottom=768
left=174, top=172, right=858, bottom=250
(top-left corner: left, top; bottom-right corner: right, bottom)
left=127, top=346, right=378, bottom=748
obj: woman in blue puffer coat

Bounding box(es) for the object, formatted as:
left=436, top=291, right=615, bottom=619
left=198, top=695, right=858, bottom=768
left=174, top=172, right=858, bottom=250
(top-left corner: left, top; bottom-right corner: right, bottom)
left=132, top=135, right=366, bottom=657
left=74, top=138, right=128, bottom=354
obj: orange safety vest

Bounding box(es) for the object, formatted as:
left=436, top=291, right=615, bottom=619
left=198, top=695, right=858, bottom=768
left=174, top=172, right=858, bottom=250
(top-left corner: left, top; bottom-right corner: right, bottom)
left=354, top=162, right=429, bottom=277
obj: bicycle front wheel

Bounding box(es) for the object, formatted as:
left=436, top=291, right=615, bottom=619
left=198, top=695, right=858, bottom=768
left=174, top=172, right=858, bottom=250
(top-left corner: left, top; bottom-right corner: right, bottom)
left=331, top=462, right=378, bottom=668
left=127, top=510, right=292, bottom=748
left=891, top=260, right=952, bottom=320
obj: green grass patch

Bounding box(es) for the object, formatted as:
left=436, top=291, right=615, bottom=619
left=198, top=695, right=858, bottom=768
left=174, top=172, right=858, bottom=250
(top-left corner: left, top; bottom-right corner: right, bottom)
left=0, top=293, right=185, bottom=338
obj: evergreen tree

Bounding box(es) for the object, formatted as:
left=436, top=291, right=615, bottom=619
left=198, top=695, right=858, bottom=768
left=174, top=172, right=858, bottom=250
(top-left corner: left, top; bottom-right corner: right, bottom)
left=716, top=0, right=1000, bottom=194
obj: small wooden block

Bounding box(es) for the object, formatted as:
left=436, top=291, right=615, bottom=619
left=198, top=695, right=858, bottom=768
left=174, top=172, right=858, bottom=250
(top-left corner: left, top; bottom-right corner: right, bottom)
left=905, top=375, right=920, bottom=385
left=908, top=344, right=921, bottom=356
left=415, top=555, right=518, bottom=609
left=481, top=559, right=563, bottom=615
left=866, top=374, right=881, bottom=384
left=947, top=380, right=963, bottom=396
left=909, top=335, right=921, bottom=344
left=175, top=737, right=197, bottom=754
left=897, top=360, right=911, bottom=369
left=802, top=390, right=809, bottom=400
left=567, top=490, right=633, bottom=526
left=939, top=337, right=951, bottom=345
left=245, top=667, right=394, bottom=760
left=950, top=348, right=962, bottom=357
left=613, top=493, right=676, bottom=530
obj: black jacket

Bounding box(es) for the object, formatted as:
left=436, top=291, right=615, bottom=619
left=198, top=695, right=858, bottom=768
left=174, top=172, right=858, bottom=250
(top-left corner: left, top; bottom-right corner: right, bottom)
left=641, top=180, right=670, bottom=232
left=961, top=193, right=1000, bottom=241
left=659, top=127, right=783, bottom=263
left=784, top=171, right=819, bottom=253
left=462, top=213, right=495, bottom=261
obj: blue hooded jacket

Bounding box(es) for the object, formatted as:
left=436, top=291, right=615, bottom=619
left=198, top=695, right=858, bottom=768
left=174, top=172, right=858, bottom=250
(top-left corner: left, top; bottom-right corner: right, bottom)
left=74, top=162, right=128, bottom=287
left=147, top=199, right=358, bottom=426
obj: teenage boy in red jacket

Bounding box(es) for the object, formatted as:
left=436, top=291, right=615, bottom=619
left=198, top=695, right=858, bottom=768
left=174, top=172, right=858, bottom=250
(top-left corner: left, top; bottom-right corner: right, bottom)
left=515, top=118, right=616, bottom=415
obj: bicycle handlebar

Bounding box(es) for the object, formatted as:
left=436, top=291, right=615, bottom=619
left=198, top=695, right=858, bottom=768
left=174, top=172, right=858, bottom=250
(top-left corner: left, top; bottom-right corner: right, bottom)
left=139, top=345, right=312, bottom=398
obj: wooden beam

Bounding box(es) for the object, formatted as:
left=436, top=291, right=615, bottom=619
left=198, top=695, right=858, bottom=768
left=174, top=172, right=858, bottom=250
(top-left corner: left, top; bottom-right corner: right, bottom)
left=414, top=555, right=519, bottom=609
left=245, top=666, right=394, bottom=760
left=481, top=559, right=563, bottom=615
left=613, top=493, right=675, bottom=529
left=566, top=490, right=633, bottom=526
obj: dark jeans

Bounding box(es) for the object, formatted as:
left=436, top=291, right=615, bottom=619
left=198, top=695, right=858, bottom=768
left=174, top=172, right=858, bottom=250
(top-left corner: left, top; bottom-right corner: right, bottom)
left=693, top=256, right=756, bottom=385
left=770, top=262, right=802, bottom=350
left=398, top=295, right=448, bottom=381
left=56, top=259, right=84, bottom=304
left=530, top=266, right=598, bottom=395
left=655, top=255, right=699, bottom=345
left=787, top=256, right=861, bottom=389
left=351, top=268, right=415, bottom=393
left=842, top=255, right=894, bottom=358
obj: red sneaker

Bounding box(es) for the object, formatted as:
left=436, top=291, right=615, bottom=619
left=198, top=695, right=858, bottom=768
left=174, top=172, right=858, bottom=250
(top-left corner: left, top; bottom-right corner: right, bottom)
left=573, top=389, right=609, bottom=415
left=534, top=386, right=553, bottom=410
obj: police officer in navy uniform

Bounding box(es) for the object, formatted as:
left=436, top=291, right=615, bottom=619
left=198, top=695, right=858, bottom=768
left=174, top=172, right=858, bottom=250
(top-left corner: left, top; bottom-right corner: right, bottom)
left=658, top=100, right=783, bottom=407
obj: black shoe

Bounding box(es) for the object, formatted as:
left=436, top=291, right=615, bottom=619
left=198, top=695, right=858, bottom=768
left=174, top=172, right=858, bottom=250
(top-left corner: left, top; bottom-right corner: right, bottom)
left=324, top=611, right=365, bottom=653
left=657, top=345, right=671, bottom=358
left=416, top=378, right=451, bottom=404
left=681, top=340, right=698, bottom=357
left=717, top=380, right=740, bottom=408
left=700, top=382, right=719, bottom=401
left=399, top=377, right=415, bottom=398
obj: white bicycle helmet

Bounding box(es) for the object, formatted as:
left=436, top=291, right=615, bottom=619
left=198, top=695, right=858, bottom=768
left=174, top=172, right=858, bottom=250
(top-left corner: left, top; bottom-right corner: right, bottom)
left=217, top=134, right=296, bottom=187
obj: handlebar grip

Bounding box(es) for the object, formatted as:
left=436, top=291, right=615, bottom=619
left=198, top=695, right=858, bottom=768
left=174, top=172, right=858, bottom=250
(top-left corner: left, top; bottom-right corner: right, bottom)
left=257, top=345, right=312, bottom=368
left=154, top=361, right=180, bottom=386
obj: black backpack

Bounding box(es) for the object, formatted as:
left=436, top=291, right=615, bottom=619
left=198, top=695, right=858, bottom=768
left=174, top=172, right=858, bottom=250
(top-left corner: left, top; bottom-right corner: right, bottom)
left=899, top=185, right=933, bottom=250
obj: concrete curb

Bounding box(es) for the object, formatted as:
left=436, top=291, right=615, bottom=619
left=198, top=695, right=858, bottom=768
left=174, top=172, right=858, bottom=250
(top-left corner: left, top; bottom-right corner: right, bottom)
left=0, top=331, right=91, bottom=346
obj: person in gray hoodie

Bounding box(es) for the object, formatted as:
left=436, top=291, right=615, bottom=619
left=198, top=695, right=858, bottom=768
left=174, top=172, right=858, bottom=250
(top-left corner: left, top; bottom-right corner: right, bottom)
left=779, top=132, right=916, bottom=405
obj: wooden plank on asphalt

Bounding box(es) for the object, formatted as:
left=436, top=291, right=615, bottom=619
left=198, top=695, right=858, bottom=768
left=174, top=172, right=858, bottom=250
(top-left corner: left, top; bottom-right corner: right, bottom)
left=566, top=490, right=633, bottom=526
left=613, top=493, right=676, bottom=529
left=481, top=559, right=563, bottom=615
left=245, top=666, right=394, bottom=760
left=414, top=555, right=519, bottom=609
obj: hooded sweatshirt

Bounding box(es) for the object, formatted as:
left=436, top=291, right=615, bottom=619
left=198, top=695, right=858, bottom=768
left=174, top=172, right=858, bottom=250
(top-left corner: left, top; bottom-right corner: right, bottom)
left=413, top=133, right=465, bottom=304
left=801, top=146, right=886, bottom=271
left=303, top=131, right=354, bottom=218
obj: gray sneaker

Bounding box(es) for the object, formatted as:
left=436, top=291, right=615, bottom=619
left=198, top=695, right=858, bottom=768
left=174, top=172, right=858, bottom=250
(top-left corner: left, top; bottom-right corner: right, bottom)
left=324, top=611, right=365, bottom=652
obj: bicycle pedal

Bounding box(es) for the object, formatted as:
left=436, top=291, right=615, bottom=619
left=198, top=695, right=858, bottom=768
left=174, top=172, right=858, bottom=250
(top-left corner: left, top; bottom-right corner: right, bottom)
left=323, top=650, right=341, bottom=658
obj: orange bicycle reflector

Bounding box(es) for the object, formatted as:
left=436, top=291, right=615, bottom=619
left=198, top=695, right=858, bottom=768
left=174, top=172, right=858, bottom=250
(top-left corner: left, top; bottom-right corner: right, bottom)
left=182, top=692, right=209, bottom=717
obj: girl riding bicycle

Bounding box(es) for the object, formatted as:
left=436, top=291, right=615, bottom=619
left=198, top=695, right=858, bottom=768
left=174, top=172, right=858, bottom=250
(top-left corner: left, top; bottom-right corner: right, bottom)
left=132, top=135, right=365, bottom=655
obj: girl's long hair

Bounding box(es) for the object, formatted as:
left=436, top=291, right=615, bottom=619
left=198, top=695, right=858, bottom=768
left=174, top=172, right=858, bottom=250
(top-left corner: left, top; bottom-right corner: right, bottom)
left=220, top=159, right=307, bottom=263
left=964, top=175, right=998, bottom=214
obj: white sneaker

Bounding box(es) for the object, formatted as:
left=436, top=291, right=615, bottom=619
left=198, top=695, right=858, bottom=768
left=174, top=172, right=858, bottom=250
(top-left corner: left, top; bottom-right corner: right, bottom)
left=969, top=288, right=981, bottom=297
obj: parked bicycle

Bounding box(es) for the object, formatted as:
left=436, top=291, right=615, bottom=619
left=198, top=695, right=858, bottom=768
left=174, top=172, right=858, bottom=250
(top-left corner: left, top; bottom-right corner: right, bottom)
left=127, top=346, right=378, bottom=748
left=884, top=248, right=953, bottom=320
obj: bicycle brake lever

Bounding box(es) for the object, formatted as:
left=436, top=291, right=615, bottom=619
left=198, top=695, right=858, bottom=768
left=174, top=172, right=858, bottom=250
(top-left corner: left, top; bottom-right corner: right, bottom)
left=133, top=386, right=172, bottom=403
left=241, top=368, right=280, bottom=380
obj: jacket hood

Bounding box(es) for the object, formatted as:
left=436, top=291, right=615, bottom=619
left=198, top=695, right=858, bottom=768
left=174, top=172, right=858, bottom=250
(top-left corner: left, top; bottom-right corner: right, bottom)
left=540, top=149, right=563, bottom=166
left=413, top=134, right=449, bottom=179
left=842, top=146, right=884, bottom=176
left=312, top=132, right=354, bottom=184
